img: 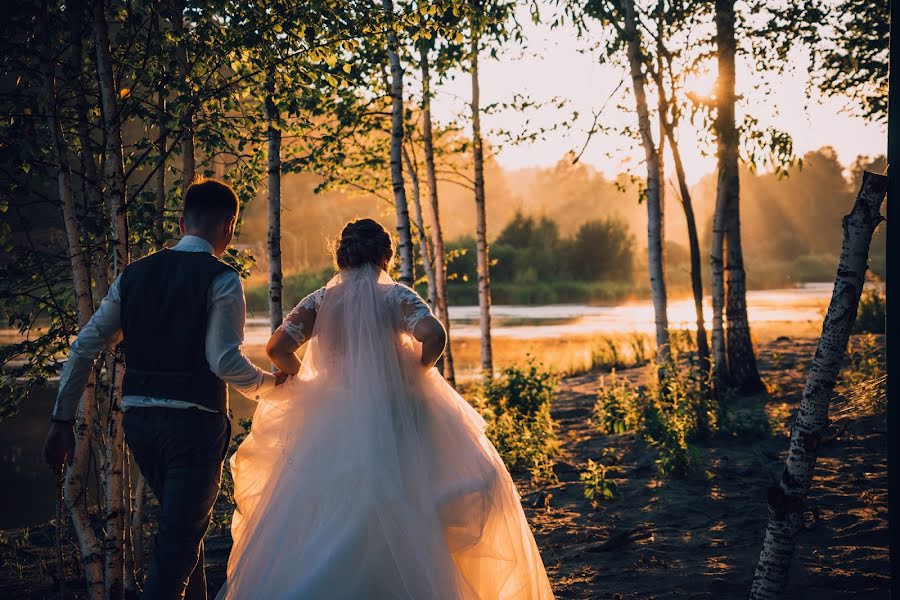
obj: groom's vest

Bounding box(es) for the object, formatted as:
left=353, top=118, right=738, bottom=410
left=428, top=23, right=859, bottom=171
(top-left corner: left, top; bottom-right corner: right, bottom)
left=119, top=249, right=237, bottom=413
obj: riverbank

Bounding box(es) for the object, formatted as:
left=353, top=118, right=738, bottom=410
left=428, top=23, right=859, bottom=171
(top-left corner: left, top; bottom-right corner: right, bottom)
left=1, top=334, right=886, bottom=598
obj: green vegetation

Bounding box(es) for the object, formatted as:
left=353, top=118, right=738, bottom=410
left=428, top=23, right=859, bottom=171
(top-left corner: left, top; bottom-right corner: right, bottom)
left=445, top=213, right=637, bottom=305
left=591, top=362, right=710, bottom=479
left=853, top=287, right=886, bottom=334
left=580, top=459, right=618, bottom=509
left=474, top=361, right=559, bottom=482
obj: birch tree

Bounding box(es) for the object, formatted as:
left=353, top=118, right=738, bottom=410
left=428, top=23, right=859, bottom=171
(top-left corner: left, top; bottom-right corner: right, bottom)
left=468, top=0, right=493, bottom=378
left=265, top=73, right=283, bottom=330
left=38, top=2, right=104, bottom=596
left=622, top=0, right=670, bottom=363
left=94, top=0, right=131, bottom=594
left=382, top=0, right=415, bottom=286
left=749, top=171, right=887, bottom=598
left=714, top=0, right=763, bottom=393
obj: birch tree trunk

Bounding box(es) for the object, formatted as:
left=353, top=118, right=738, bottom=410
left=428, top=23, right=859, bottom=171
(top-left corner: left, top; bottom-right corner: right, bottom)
left=265, top=76, right=283, bottom=331
left=665, top=124, right=712, bottom=430
left=419, top=44, right=456, bottom=385
left=40, top=3, right=104, bottom=597
left=469, top=25, right=493, bottom=379
left=172, top=0, right=194, bottom=188
left=155, top=86, right=167, bottom=251
left=715, top=0, right=763, bottom=393
left=94, top=0, right=130, bottom=595
left=402, top=146, right=438, bottom=308
left=382, top=0, right=414, bottom=286
left=749, top=171, right=887, bottom=599
left=622, top=0, right=669, bottom=364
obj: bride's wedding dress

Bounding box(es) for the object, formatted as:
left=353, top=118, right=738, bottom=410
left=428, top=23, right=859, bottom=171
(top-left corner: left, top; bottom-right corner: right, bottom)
left=218, top=265, right=553, bottom=599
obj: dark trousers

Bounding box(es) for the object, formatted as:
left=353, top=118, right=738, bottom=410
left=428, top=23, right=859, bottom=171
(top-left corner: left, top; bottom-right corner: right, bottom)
left=124, top=407, right=231, bottom=600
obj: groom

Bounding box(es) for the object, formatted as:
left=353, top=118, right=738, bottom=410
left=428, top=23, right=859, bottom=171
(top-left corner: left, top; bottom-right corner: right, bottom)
left=43, top=179, right=285, bottom=600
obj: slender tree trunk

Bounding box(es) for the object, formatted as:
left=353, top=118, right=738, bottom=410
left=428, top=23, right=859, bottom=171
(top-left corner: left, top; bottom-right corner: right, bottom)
left=749, top=172, right=887, bottom=599
left=265, top=76, right=283, bottom=331
left=155, top=86, right=167, bottom=251
left=419, top=44, right=455, bottom=385
left=402, top=146, right=438, bottom=308
left=131, top=475, right=147, bottom=583
left=382, top=0, right=414, bottom=286
left=715, top=0, right=763, bottom=393
left=622, top=0, right=669, bottom=364
left=172, top=0, right=194, bottom=188
left=469, top=25, right=493, bottom=379
left=94, top=1, right=130, bottom=596
left=41, top=4, right=104, bottom=597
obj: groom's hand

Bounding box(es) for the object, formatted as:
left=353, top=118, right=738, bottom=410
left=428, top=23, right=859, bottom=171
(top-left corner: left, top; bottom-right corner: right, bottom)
left=274, top=370, right=289, bottom=386
left=43, top=422, right=75, bottom=472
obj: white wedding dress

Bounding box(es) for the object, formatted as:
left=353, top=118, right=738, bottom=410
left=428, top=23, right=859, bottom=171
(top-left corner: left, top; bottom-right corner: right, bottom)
left=217, top=265, right=554, bottom=599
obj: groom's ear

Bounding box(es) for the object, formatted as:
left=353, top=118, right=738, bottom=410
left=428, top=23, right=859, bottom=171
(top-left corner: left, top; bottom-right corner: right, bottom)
left=179, top=216, right=186, bottom=236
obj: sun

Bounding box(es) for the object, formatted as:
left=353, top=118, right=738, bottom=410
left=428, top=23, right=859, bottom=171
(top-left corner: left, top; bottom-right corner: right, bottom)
left=683, top=65, right=718, bottom=101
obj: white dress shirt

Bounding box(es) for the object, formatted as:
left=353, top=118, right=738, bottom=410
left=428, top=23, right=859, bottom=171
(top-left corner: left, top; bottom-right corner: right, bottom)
left=52, top=235, right=275, bottom=421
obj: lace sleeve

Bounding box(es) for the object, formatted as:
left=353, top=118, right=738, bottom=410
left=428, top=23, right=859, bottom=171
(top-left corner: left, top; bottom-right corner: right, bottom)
left=388, top=284, right=434, bottom=335
left=279, top=287, right=326, bottom=345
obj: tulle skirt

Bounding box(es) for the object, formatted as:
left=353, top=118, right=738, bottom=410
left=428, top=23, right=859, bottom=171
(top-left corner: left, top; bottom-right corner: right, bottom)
left=217, top=352, right=554, bottom=599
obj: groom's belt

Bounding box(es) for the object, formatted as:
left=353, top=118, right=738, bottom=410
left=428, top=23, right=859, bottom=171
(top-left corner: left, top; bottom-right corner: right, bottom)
left=123, top=367, right=227, bottom=412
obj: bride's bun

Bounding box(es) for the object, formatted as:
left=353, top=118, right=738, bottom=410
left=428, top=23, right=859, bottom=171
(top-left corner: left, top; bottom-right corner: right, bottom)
left=333, top=218, right=394, bottom=270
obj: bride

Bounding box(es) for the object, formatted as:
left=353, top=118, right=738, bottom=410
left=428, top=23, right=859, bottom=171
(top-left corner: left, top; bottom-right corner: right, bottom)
left=218, top=219, right=554, bottom=599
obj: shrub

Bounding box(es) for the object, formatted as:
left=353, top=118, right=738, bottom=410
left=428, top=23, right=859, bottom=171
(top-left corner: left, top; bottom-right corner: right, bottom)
left=580, top=459, right=618, bottom=509
left=639, top=363, right=704, bottom=478
left=853, top=287, right=885, bottom=334
left=592, top=372, right=641, bottom=434
left=478, top=361, right=558, bottom=482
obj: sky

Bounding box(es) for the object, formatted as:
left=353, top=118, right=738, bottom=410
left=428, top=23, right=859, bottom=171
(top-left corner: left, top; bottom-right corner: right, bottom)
left=428, top=4, right=886, bottom=185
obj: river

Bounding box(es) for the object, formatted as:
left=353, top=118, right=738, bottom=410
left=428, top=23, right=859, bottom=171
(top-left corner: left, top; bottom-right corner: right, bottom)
left=0, top=283, right=834, bottom=528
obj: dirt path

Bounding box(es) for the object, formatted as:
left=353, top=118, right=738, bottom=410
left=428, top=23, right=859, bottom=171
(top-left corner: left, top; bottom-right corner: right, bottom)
left=518, top=336, right=888, bottom=599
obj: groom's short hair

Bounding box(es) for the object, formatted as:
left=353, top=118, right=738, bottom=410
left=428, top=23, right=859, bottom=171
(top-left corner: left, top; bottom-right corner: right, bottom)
left=183, top=178, right=239, bottom=230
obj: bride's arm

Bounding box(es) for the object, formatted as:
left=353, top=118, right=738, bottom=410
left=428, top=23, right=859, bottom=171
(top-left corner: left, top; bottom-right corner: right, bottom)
left=266, top=330, right=303, bottom=375
left=266, top=288, right=322, bottom=375
left=412, top=316, right=446, bottom=368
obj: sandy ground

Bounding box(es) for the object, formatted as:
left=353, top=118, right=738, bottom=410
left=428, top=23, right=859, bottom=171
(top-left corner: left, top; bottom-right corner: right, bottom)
left=0, top=336, right=888, bottom=599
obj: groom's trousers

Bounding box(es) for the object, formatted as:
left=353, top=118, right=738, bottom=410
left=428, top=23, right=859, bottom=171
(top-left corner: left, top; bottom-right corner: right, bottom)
left=124, top=406, right=231, bottom=600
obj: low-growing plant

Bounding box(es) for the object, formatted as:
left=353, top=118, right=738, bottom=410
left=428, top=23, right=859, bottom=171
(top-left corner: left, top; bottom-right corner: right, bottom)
left=580, top=459, right=618, bottom=509
left=628, top=333, right=650, bottom=365
left=592, top=372, right=642, bottom=434
left=639, top=362, right=704, bottom=478
left=853, top=287, right=885, bottom=334
left=478, top=360, right=559, bottom=482
left=839, top=334, right=886, bottom=413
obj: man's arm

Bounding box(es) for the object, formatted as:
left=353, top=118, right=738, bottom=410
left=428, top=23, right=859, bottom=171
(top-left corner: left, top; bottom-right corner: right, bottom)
left=52, top=277, right=124, bottom=421
left=206, top=271, right=283, bottom=400
left=45, top=277, right=124, bottom=470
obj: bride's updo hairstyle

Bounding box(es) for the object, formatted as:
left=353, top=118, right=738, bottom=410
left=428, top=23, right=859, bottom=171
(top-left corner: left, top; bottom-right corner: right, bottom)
left=333, top=218, right=394, bottom=270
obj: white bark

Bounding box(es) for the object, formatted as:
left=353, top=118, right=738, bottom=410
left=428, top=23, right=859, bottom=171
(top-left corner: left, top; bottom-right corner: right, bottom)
left=39, top=3, right=105, bottom=596
left=382, top=0, right=414, bottom=286
left=419, top=45, right=455, bottom=385
left=749, top=171, right=887, bottom=598
left=265, top=78, right=283, bottom=331
left=622, top=0, right=669, bottom=364
left=94, top=0, right=129, bottom=595
left=402, top=146, right=438, bottom=308
left=470, top=28, right=493, bottom=379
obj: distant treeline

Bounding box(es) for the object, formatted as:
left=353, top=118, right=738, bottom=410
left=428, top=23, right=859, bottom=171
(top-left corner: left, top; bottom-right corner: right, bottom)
left=247, top=213, right=640, bottom=311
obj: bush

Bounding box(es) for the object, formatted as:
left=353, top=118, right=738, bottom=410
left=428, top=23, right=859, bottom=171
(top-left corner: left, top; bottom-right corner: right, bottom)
left=592, top=372, right=641, bottom=434
left=639, top=364, right=705, bottom=478
left=246, top=269, right=333, bottom=314
left=477, top=361, right=558, bottom=482
left=853, top=287, right=885, bottom=334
